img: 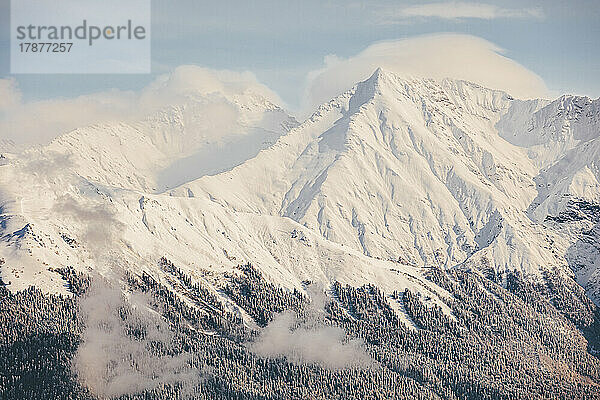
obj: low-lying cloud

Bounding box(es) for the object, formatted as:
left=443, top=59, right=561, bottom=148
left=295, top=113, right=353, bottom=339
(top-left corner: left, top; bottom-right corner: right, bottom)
left=74, top=279, right=197, bottom=398
left=249, top=286, right=372, bottom=370
left=50, top=193, right=198, bottom=397
left=52, top=194, right=124, bottom=255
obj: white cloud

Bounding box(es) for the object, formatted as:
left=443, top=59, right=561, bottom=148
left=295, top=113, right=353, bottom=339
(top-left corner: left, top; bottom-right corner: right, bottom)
left=304, top=33, right=550, bottom=110
left=1, top=35, right=552, bottom=146
left=249, top=311, right=371, bottom=369
left=0, top=66, right=281, bottom=148
left=248, top=285, right=372, bottom=370
left=383, top=2, right=544, bottom=22
left=138, top=66, right=283, bottom=110
left=74, top=280, right=197, bottom=398
left=0, top=79, right=22, bottom=110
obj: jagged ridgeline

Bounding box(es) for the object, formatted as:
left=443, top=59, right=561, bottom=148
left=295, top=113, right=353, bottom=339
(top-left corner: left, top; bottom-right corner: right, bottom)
left=1, top=259, right=599, bottom=400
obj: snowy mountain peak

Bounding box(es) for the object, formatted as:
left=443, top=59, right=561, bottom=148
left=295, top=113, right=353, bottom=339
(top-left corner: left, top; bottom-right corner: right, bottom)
left=347, top=69, right=385, bottom=113
left=2, top=69, right=600, bottom=306
left=165, top=70, right=549, bottom=278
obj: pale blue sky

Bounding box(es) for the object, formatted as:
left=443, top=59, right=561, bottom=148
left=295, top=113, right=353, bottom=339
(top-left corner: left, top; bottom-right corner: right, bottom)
left=1, top=0, right=599, bottom=109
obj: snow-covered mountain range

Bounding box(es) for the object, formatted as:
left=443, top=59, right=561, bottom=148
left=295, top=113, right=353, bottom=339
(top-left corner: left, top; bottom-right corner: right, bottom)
left=1, top=68, right=599, bottom=308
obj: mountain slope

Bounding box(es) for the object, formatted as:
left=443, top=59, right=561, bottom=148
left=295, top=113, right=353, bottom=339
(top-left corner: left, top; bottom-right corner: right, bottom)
left=2, top=68, right=600, bottom=399
left=1, top=68, right=599, bottom=306
left=0, top=77, right=450, bottom=317
left=175, top=70, right=565, bottom=279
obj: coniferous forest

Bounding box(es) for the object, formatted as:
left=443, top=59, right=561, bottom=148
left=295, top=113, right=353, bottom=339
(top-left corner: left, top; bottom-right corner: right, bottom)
left=1, top=258, right=599, bottom=399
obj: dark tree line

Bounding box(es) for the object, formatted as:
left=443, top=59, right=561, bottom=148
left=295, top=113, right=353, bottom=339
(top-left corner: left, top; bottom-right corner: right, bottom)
left=1, top=260, right=599, bottom=399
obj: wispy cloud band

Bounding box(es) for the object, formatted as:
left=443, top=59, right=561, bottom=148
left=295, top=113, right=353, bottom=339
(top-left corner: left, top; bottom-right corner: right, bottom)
left=382, top=2, right=544, bottom=23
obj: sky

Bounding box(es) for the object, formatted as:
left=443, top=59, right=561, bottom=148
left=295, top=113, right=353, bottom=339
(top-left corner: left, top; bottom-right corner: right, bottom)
left=0, top=0, right=599, bottom=144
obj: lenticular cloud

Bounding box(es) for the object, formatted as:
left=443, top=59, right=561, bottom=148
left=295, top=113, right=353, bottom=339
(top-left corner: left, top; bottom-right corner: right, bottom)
left=304, top=33, right=550, bottom=111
